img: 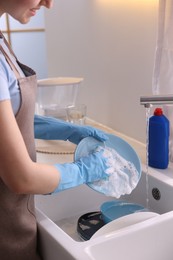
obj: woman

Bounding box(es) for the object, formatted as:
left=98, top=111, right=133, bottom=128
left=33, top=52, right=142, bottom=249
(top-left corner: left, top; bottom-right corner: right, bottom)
left=0, top=1, right=111, bottom=259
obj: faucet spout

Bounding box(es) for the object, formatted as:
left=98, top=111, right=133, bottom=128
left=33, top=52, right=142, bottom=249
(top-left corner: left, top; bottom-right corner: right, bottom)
left=140, top=95, right=173, bottom=108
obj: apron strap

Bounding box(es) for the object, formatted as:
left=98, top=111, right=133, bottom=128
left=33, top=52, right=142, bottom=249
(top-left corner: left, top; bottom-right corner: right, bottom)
left=0, top=31, right=21, bottom=79
left=0, top=31, right=17, bottom=58
left=0, top=46, right=21, bottom=79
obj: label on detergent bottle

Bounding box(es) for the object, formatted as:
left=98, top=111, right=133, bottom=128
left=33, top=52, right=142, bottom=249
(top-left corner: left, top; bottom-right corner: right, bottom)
left=148, top=108, right=169, bottom=169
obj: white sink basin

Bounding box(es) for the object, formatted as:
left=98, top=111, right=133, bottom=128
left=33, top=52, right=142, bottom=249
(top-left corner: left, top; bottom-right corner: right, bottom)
left=35, top=163, right=173, bottom=260
left=85, top=211, right=173, bottom=260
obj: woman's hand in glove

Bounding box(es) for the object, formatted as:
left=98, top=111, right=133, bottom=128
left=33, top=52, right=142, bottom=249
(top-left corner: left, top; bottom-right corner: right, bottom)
left=52, top=146, right=109, bottom=193
left=34, top=114, right=108, bottom=144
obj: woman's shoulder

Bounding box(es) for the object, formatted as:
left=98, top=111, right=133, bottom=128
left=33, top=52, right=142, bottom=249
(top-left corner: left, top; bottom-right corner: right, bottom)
left=0, top=46, right=15, bottom=100
left=0, top=39, right=15, bottom=77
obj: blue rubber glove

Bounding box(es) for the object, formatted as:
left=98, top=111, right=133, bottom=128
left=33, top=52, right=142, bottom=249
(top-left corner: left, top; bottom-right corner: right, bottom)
left=34, top=114, right=108, bottom=144
left=52, top=147, right=109, bottom=193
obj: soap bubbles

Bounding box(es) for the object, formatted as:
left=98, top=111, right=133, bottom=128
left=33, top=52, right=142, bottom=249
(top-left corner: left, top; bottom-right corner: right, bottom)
left=88, top=146, right=139, bottom=198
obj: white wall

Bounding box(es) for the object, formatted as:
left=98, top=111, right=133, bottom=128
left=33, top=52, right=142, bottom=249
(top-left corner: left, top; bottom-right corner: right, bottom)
left=44, top=0, right=158, bottom=143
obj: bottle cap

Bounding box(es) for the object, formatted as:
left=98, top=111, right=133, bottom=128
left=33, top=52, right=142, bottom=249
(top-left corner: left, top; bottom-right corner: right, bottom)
left=154, top=108, right=163, bottom=116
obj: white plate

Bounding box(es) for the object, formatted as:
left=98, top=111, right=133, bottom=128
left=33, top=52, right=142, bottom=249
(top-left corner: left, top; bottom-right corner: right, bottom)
left=91, top=212, right=159, bottom=239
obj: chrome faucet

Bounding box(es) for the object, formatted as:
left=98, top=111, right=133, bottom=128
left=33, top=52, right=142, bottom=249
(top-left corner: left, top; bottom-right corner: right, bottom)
left=140, top=95, right=173, bottom=108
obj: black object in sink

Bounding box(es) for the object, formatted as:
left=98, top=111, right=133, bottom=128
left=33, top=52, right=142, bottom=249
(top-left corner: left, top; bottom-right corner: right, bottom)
left=77, top=211, right=105, bottom=241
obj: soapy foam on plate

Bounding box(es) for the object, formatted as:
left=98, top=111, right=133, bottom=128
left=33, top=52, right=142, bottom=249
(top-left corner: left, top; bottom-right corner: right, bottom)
left=75, top=134, right=141, bottom=198
left=89, top=146, right=139, bottom=198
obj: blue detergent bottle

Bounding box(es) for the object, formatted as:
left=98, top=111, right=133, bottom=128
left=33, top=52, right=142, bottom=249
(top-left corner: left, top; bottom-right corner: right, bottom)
left=148, top=107, right=170, bottom=169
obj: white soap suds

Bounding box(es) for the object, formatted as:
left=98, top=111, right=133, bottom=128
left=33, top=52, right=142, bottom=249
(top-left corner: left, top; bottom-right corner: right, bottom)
left=88, top=146, right=140, bottom=198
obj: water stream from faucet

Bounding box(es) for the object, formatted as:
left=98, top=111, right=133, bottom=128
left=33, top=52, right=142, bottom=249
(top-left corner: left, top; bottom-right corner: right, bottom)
left=145, top=107, right=151, bottom=209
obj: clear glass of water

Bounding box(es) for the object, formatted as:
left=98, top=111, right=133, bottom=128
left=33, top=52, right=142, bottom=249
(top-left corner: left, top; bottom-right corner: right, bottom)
left=67, top=104, right=87, bottom=125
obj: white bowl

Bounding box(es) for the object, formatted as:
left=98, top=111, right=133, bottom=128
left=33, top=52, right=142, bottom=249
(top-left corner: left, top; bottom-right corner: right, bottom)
left=91, top=211, right=159, bottom=239
left=36, top=77, right=83, bottom=120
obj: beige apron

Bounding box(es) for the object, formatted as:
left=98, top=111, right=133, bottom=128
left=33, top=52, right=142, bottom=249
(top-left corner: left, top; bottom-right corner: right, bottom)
left=0, top=34, right=42, bottom=260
